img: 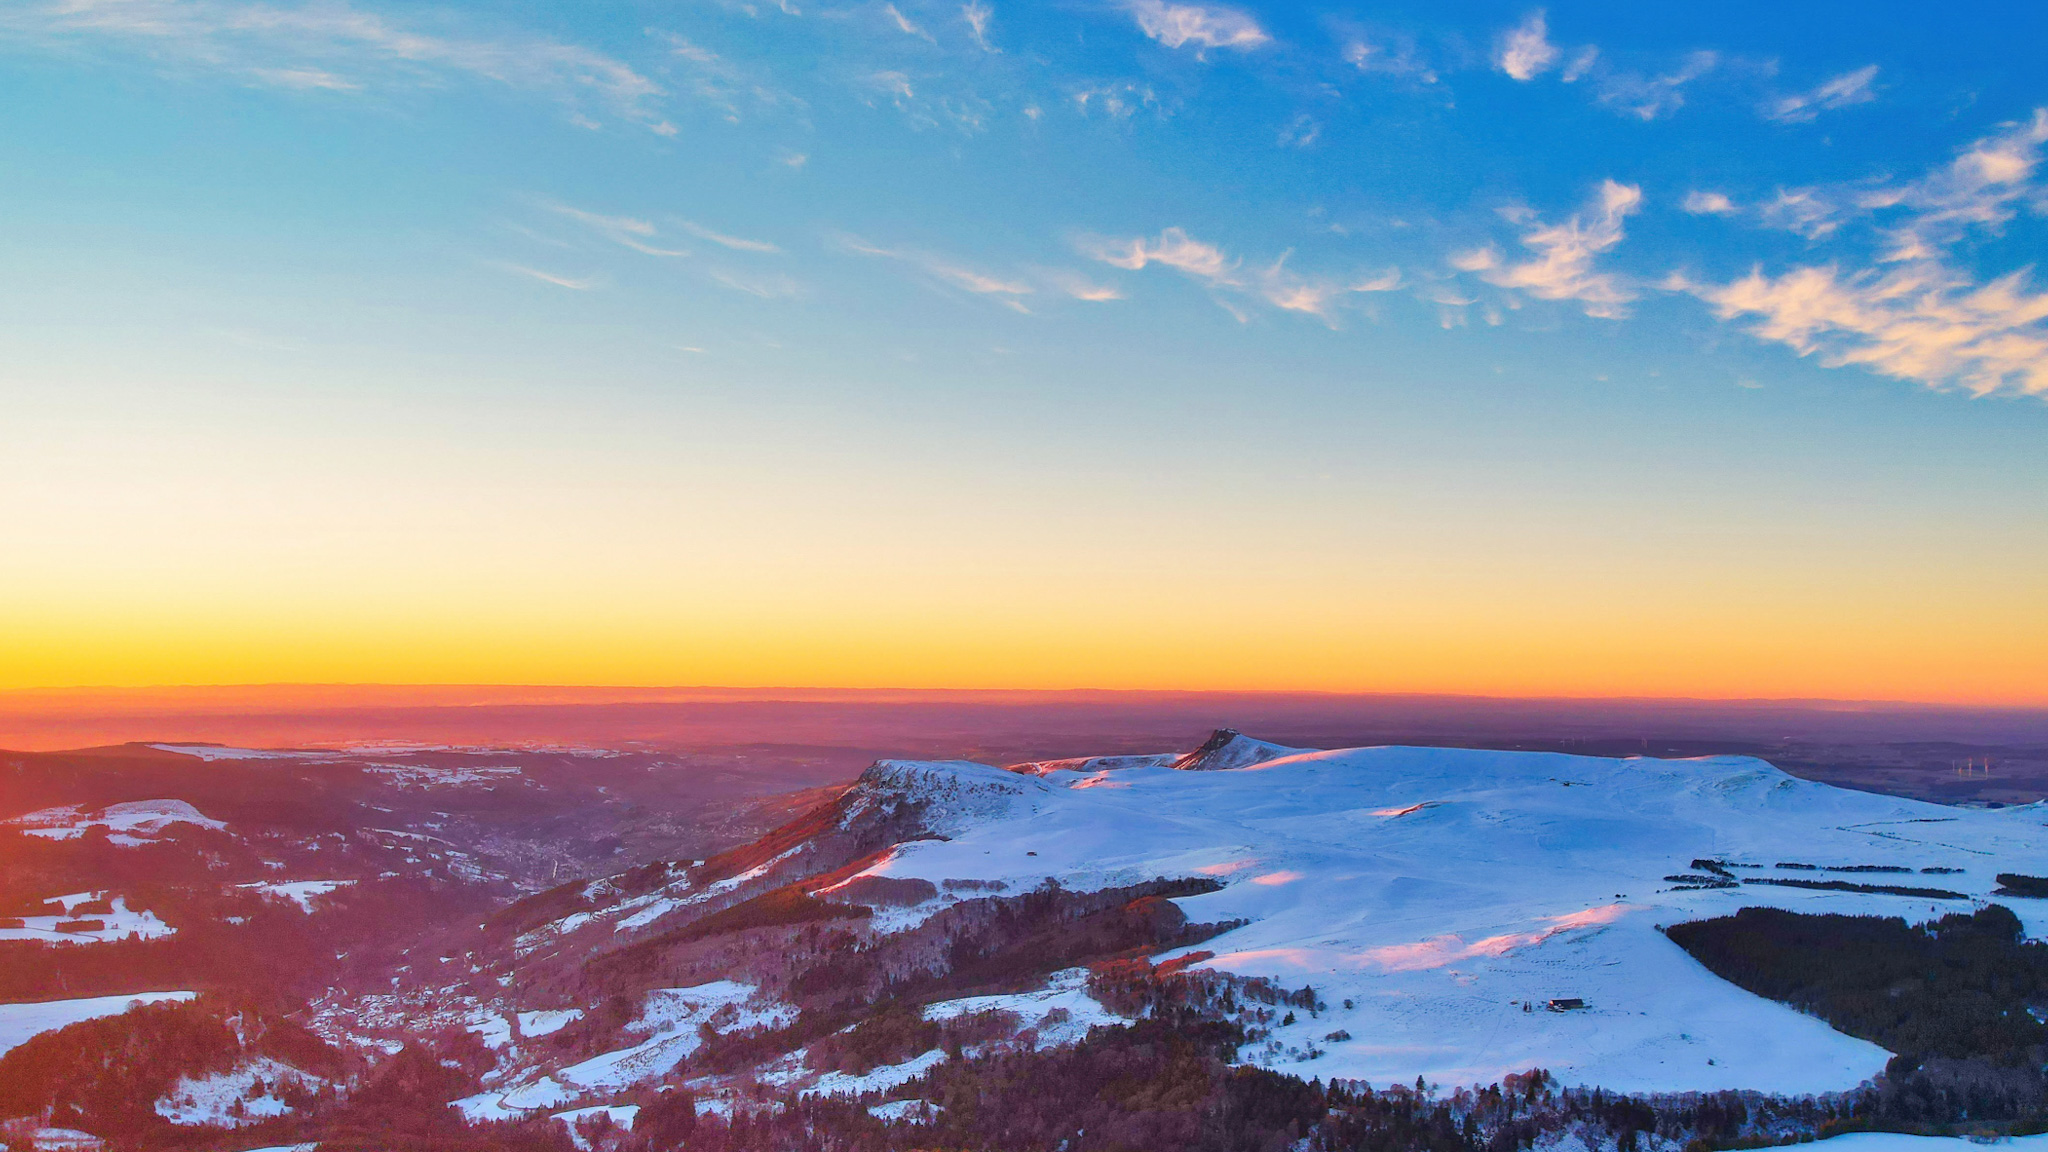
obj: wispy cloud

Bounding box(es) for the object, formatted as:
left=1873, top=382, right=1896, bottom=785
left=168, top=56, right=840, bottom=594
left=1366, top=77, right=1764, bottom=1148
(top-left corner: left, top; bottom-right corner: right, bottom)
left=1594, top=51, right=1715, bottom=121
left=1125, top=1, right=1269, bottom=57
left=1858, top=109, right=2048, bottom=261
left=497, top=263, right=601, bottom=290
left=1454, top=180, right=1643, bottom=319
left=1257, top=255, right=1402, bottom=323
left=1495, top=12, right=1714, bottom=122
left=10, top=0, right=675, bottom=133
left=961, top=2, right=995, bottom=51
left=1673, top=110, right=2048, bottom=396
left=1682, top=190, right=1738, bottom=216
left=1041, top=268, right=1124, bottom=301
left=882, top=3, right=935, bottom=43
left=657, top=33, right=803, bottom=123
left=250, top=66, right=359, bottom=91
left=677, top=221, right=780, bottom=253
left=1342, top=34, right=1438, bottom=86
left=1766, top=64, right=1879, bottom=124
left=1560, top=46, right=1597, bottom=83
left=702, top=0, right=801, bottom=15
left=1496, top=11, right=1559, bottom=81
left=840, top=235, right=1034, bottom=310
left=708, top=268, right=804, bottom=298
left=869, top=69, right=915, bottom=103
left=1080, top=227, right=1399, bottom=323
left=1082, top=227, right=1238, bottom=284
left=1758, top=188, right=1842, bottom=239
left=1678, top=263, right=2048, bottom=398
left=543, top=202, right=691, bottom=257
left=1072, top=81, right=1162, bottom=119
left=1277, top=114, right=1320, bottom=148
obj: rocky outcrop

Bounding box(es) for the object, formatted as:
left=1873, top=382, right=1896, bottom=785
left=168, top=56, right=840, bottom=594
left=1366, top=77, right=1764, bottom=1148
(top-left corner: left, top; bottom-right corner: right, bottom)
left=1169, top=729, right=1302, bottom=772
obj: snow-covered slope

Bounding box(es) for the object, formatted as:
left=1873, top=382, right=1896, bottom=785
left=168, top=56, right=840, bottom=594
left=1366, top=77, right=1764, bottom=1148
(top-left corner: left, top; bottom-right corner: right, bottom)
left=155, top=1057, right=327, bottom=1126
left=0, top=992, right=196, bottom=1057
left=822, top=742, right=2048, bottom=1094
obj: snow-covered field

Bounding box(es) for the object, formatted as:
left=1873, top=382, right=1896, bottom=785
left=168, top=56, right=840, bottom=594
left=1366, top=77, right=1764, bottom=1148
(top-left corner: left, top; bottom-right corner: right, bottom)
left=1813, top=1137, right=2048, bottom=1152
left=797, top=1048, right=949, bottom=1098
left=5, top=800, right=225, bottom=845
left=552, top=1104, right=639, bottom=1149
left=0, top=992, right=195, bottom=1056
left=0, top=893, right=175, bottom=945
left=236, top=880, right=356, bottom=913
left=466, top=1007, right=585, bottom=1050
left=833, top=741, right=2048, bottom=1094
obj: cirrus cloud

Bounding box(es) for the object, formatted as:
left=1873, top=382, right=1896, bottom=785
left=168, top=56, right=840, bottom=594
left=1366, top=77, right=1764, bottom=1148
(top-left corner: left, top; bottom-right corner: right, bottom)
left=1080, top=227, right=1400, bottom=324
left=1453, top=180, right=1643, bottom=319
left=5, top=0, right=676, bottom=133
left=1125, top=0, right=1269, bottom=56
left=1673, top=110, right=2048, bottom=397
left=1766, top=64, right=1879, bottom=124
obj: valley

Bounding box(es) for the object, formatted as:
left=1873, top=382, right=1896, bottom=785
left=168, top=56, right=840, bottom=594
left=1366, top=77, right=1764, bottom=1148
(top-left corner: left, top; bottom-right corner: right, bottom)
left=0, top=727, right=2044, bottom=1152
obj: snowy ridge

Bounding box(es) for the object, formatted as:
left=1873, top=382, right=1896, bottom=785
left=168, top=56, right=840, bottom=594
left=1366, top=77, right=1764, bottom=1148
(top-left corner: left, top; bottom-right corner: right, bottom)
left=147, top=744, right=324, bottom=762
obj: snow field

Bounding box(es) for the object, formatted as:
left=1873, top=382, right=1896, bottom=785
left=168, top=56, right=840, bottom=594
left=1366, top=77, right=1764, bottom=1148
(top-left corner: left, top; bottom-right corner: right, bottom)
left=551, top=1104, right=639, bottom=1150
left=465, top=1007, right=586, bottom=1050
left=0, top=894, right=175, bottom=945
left=236, top=880, right=356, bottom=913
left=6, top=799, right=225, bottom=845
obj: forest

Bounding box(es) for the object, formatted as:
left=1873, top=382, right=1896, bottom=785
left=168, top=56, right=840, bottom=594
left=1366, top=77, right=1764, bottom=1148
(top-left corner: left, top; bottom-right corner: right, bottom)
left=11, top=905, right=2048, bottom=1152
left=1664, top=904, right=2048, bottom=1067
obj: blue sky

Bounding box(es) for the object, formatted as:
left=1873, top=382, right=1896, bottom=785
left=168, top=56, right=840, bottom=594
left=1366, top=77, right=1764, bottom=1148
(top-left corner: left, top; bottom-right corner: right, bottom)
left=1, top=0, right=2045, bottom=699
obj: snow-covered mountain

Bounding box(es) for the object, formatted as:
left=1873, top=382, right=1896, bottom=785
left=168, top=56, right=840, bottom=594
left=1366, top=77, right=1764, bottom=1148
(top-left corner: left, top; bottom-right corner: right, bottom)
left=428, top=734, right=2047, bottom=1122
left=822, top=741, right=2047, bottom=1092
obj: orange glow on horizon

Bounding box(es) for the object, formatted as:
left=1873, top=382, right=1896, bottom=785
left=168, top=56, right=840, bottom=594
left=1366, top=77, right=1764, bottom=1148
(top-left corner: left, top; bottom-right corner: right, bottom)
left=3, top=593, right=2043, bottom=706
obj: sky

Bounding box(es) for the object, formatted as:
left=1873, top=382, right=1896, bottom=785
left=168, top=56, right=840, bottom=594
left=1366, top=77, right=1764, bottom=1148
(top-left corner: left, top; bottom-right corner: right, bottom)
left=1, top=0, right=2044, bottom=703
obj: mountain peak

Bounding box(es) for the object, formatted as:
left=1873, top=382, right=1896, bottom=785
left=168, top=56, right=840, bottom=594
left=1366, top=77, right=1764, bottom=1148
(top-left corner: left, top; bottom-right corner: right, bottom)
left=1170, top=729, right=1300, bottom=772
